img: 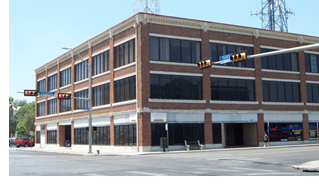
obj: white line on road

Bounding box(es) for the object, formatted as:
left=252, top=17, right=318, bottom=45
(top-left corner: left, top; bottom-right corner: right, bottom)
left=126, top=171, right=168, bottom=176
left=230, top=167, right=274, bottom=172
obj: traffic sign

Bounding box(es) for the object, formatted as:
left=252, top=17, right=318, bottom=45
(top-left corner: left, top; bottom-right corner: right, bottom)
left=219, top=54, right=232, bottom=64
left=39, top=91, right=55, bottom=97
left=80, top=107, right=92, bottom=111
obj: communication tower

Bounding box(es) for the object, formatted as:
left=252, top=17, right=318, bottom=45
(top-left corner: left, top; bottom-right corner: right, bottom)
left=251, top=0, right=295, bottom=32
left=132, top=0, right=160, bottom=15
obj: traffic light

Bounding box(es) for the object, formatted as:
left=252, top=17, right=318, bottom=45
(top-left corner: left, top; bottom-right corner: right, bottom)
left=58, top=93, right=71, bottom=99
left=230, top=51, right=247, bottom=62
left=24, top=90, right=38, bottom=96
left=197, top=59, right=212, bottom=69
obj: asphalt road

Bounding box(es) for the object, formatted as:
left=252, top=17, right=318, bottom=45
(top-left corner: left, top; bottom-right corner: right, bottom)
left=9, top=145, right=319, bottom=176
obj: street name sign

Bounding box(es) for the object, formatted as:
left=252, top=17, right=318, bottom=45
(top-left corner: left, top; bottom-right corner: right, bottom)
left=80, top=107, right=92, bottom=111
left=39, top=91, right=55, bottom=97
left=219, top=54, right=232, bottom=64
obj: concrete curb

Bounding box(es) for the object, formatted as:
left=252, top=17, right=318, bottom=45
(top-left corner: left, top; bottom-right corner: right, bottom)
left=292, top=160, right=319, bottom=172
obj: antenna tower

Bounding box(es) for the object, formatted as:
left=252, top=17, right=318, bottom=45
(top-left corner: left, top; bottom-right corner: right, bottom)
left=132, top=0, right=160, bottom=15
left=251, top=0, right=295, bottom=32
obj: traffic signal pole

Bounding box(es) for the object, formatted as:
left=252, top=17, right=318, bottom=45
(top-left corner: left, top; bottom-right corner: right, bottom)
left=211, top=43, right=319, bottom=65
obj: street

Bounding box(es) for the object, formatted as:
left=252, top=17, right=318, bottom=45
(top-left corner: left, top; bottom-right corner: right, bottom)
left=9, top=146, right=319, bottom=176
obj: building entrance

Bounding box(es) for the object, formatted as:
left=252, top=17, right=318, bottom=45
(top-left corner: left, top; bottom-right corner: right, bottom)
left=59, top=125, right=71, bottom=147
left=225, top=123, right=257, bottom=147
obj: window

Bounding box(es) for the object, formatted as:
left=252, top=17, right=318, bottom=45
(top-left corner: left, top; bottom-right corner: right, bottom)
left=36, top=131, right=40, bottom=144
left=263, top=81, right=300, bottom=102
left=265, top=123, right=303, bottom=142
left=151, top=123, right=204, bottom=146
left=74, top=89, right=88, bottom=110
left=60, top=67, right=71, bottom=87
left=60, top=99, right=71, bottom=112
left=74, top=128, right=88, bottom=144
left=213, top=124, right=222, bottom=144
left=37, top=102, right=45, bottom=117
left=93, top=50, right=110, bottom=76
left=75, top=60, right=89, bottom=82
left=305, top=53, right=319, bottom=73
left=309, top=123, right=318, bottom=140
left=47, top=99, right=57, bottom=115
left=92, top=83, right=110, bottom=106
left=307, top=83, right=319, bottom=103
left=114, top=76, right=136, bottom=103
left=114, top=124, right=136, bottom=146
left=37, top=79, right=46, bottom=92
left=92, top=126, right=110, bottom=145
left=210, top=43, right=254, bottom=68
left=261, top=48, right=298, bottom=71
left=150, top=74, right=202, bottom=100
left=150, top=36, right=200, bottom=64
left=114, top=39, right=135, bottom=68
left=48, top=74, right=57, bottom=91
left=47, top=130, right=57, bottom=144
left=211, top=78, right=255, bottom=101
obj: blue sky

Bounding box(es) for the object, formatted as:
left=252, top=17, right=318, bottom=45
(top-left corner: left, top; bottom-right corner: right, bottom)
left=8, top=0, right=319, bottom=102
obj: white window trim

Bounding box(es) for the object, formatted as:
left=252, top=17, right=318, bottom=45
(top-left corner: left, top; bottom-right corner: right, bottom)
left=150, top=60, right=197, bottom=67
left=209, top=40, right=253, bottom=47
left=114, top=72, right=136, bottom=81
left=113, top=35, right=136, bottom=47
left=262, top=78, right=300, bottom=83
left=149, top=99, right=206, bottom=104
left=47, top=72, right=57, bottom=78
left=92, top=47, right=110, bottom=57
left=92, top=80, right=110, bottom=88
left=60, top=65, right=71, bottom=72
left=210, top=74, right=255, bottom=80
left=114, top=62, right=136, bottom=72
left=150, top=71, right=202, bottom=77
left=149, top=33, right=201, bottom=41
left=74, top=57, right=89, bottom=65
left=261, top=69, right=300, bottom=74
left=92, top=71, right=110, bottom=79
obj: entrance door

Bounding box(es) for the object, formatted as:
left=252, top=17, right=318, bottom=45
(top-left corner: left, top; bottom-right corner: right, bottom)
left=226, top=124, right=243, bottom=146
left=40, top=134, right=45, bottom=147
left=65, top=125, right=71, bottom=146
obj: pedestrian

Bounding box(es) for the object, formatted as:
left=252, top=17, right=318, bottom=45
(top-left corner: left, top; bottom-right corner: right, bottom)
left=263, top=132, right=269, bottom=147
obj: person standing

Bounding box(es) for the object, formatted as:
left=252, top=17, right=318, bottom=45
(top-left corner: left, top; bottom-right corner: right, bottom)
left=263, top=132, right=269, bottom=147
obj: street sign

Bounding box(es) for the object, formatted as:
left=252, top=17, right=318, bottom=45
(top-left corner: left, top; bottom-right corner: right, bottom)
left=80, top=107, right=92, bottom=111
left=39, top=91, right=55, bottom=97
left=219, top=54, right=232, bottom=64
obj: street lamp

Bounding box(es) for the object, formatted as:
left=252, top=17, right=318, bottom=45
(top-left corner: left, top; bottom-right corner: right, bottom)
left=62, top=47, right=93, bottom=154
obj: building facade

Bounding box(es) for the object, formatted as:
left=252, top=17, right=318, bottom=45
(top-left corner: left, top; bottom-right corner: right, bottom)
left=34, top=13, right=319, bottom=152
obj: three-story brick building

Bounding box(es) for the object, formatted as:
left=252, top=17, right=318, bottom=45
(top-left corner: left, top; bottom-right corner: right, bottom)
left=34, top=13, right=319, bottom=152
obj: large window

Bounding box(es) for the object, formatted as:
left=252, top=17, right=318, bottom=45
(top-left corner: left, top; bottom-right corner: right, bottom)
left=263, top=81, right=300, bottom=102
left=261, top=48, right=298, bottom=71
left=47, top=99, right=57, bottom=115
left=37, top=79, right=46, bottom=92
left=211, top=78, right=255, bottom=101
left=60, top=99, right=71, bottom=112
left=93, top=50, right=110, bottom=75
left=305, top=53, right=319, bottom=74
left=74, top=89, right=88, bottom=110
left=75, top=60, right=89, bottom=82
left=151, top=123, right=204, bottom=146
left=114, top=76, right=136, bottom=103
left=92, top=126, right=110, bottom=145
left=114, top=124, right=136, bottom=146
left=150, top=74, right=202, bottom=100
left=47, top=130, right=57, bottom=144
left=114, top=39, right=135, bottom=68
left=210, top=43, right=254, bottom=68
left=265, top=123, right=303, bottom=142
left=48, top=74, right=57, bottom=91
left=306, top=83, right=319, bottom=103
left=60, top=67, right=71, bottom=87
left=309, top=123, right=318, bottom=140
left=150, top=36, right=201, bottom=64
left=92, top=83, right=110, bottom=106
left=37, top=102, right=45, bottom=117
left=74, top=127, right=88, bottom=144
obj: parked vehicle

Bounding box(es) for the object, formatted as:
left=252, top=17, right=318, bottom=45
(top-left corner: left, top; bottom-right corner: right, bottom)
left=9, top=138, right=16, bottom=147
left=14, top=137, right=35, bottom=147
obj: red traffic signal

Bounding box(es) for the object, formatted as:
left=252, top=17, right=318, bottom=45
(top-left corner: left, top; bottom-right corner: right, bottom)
left=24, top=90, right=38, bottom=96
left=58, top=93, right=71, bottom=99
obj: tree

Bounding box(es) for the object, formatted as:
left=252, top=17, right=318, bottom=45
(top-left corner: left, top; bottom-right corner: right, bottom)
left=9, top=96, right=35, bottom=138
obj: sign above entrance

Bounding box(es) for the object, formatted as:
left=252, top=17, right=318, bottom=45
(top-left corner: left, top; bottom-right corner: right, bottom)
left=151, top=113, right=167, bottom=122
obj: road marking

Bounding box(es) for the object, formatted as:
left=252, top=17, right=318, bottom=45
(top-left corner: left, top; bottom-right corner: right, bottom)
left=230, top=167, right=274, bottom=172
left=197, top=168, right=238, bottom=172
left=126, top=171, right=167, bottom=176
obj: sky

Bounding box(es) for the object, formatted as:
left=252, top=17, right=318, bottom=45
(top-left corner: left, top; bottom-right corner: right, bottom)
left=7, top=0, right=319, bottom=103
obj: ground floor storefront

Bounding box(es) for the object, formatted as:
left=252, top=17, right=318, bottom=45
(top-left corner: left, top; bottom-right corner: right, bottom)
left=35, top=110, right=319, bottom=152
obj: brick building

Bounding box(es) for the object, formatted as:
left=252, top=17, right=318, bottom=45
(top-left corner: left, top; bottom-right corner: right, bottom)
left=34, top=13, right=319, bottom=152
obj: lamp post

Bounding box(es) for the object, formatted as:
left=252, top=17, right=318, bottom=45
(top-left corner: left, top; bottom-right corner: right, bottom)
left=62, top=47, right=93, bottom=154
